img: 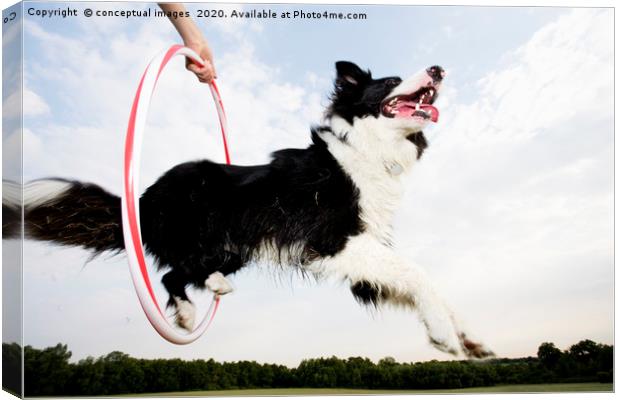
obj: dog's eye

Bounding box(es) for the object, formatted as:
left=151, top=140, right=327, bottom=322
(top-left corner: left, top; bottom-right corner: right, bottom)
left=385, top=79, right=401, bottom=87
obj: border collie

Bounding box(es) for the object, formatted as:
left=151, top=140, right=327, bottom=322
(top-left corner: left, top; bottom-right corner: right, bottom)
left=4, top=61, right=493, bottom=358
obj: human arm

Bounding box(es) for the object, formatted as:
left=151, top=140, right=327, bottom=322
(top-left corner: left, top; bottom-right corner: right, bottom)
left=158, top=3, right=217, bottom=82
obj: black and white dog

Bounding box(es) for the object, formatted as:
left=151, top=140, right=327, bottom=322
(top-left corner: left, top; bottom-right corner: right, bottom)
left=4, top=61, right=492, bottom=358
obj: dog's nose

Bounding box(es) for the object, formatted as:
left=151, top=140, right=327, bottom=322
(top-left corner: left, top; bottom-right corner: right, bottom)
left=426, top=65, right=445, bottom=82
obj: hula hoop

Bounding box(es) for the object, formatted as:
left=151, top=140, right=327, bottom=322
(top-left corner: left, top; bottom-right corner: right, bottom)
left=122, top=45, right=230, bottom=344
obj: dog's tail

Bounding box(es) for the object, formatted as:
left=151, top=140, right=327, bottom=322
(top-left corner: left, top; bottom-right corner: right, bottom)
left=3, top=179, right=125, bottom=255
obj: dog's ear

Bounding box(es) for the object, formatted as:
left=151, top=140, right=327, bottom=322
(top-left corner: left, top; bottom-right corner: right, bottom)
left=335, top=61, right=370, bottom=86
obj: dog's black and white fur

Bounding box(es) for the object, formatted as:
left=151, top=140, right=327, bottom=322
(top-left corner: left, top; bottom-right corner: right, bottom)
left=3, top=62, right=492, bottom=358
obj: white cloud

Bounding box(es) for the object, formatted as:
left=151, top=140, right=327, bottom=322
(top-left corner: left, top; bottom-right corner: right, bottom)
left=23, top=88, right=50, bottom=116
left=23, top=18, right=175, bottom=128
left=22, top=15, right=321, bottom=186
left=397, top=8, right=613, bottom=356
left=445, top=9, right=612, bottom=146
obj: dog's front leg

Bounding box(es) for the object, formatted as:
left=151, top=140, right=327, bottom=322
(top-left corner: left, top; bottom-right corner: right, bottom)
left=205, top=271, right=234, bottom=296
left=318, top=235, right=491, bottom=358
left=370, top=258, right=464, bottom=357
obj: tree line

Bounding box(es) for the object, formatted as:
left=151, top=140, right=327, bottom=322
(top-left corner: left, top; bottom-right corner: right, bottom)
left=2, top=339, right=612, bottom=396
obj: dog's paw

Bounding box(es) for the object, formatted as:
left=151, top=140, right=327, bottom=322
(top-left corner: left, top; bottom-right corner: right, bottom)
left=205, top=272, right=234, bottom=296
left=173, top=297, right=196, bottom=331
left=428, top=330, right=462, bottom=356
left=459, top=333, right=495, bottom=359
left=423, top=313, right=463, bottom=357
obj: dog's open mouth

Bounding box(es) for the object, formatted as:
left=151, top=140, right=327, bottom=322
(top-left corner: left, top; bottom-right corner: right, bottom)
left=381, top=86, right=439, bottom=122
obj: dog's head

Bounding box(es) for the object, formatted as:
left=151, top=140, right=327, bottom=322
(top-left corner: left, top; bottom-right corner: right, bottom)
left=326, top=61, right=444, bottom=158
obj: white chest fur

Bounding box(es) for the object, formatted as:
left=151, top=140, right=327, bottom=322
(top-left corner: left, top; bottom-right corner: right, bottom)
left=321, top=116, right=419, bottom=244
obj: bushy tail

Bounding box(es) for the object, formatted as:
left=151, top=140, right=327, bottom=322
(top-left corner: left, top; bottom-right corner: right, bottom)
left=3, top=179, right=125, bottom=255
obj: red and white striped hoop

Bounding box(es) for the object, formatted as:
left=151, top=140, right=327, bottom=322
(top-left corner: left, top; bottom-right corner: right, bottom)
left=122, top=45, right=230, bottom=344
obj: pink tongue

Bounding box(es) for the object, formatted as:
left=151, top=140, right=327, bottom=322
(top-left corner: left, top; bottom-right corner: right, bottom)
left=420, top=104, right=439, bottom=122
left=396, top=104, right=439, bottom=122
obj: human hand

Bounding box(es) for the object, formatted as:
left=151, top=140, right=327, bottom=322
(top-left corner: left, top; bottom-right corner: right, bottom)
left=185, top=40, right=217, bottom=83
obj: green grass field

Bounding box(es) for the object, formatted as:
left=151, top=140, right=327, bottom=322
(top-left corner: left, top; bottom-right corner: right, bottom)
left=135, top=383, right=612, bottom=396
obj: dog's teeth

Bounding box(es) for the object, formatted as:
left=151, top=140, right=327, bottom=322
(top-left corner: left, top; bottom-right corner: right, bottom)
left=415, top=103, right=420, bottom=111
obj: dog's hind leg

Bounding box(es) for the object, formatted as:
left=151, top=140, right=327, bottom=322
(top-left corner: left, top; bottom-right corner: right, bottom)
left=162, top=270, right=195, bottom=331
left=161, top=252, right=242, bottom=330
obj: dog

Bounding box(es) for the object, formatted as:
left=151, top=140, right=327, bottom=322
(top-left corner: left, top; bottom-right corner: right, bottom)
left=3, top=61, right=493, bottom=358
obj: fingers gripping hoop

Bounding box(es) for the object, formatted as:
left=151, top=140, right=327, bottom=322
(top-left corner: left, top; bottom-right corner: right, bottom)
left=122, top=45, right=230, bottom=344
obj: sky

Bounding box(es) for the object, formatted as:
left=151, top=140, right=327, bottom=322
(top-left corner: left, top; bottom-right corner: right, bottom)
left=1, top=2, right=613, bottom=366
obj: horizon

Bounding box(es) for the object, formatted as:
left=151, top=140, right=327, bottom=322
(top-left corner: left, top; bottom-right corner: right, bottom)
left=10, top=337, right=612, bottom=364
